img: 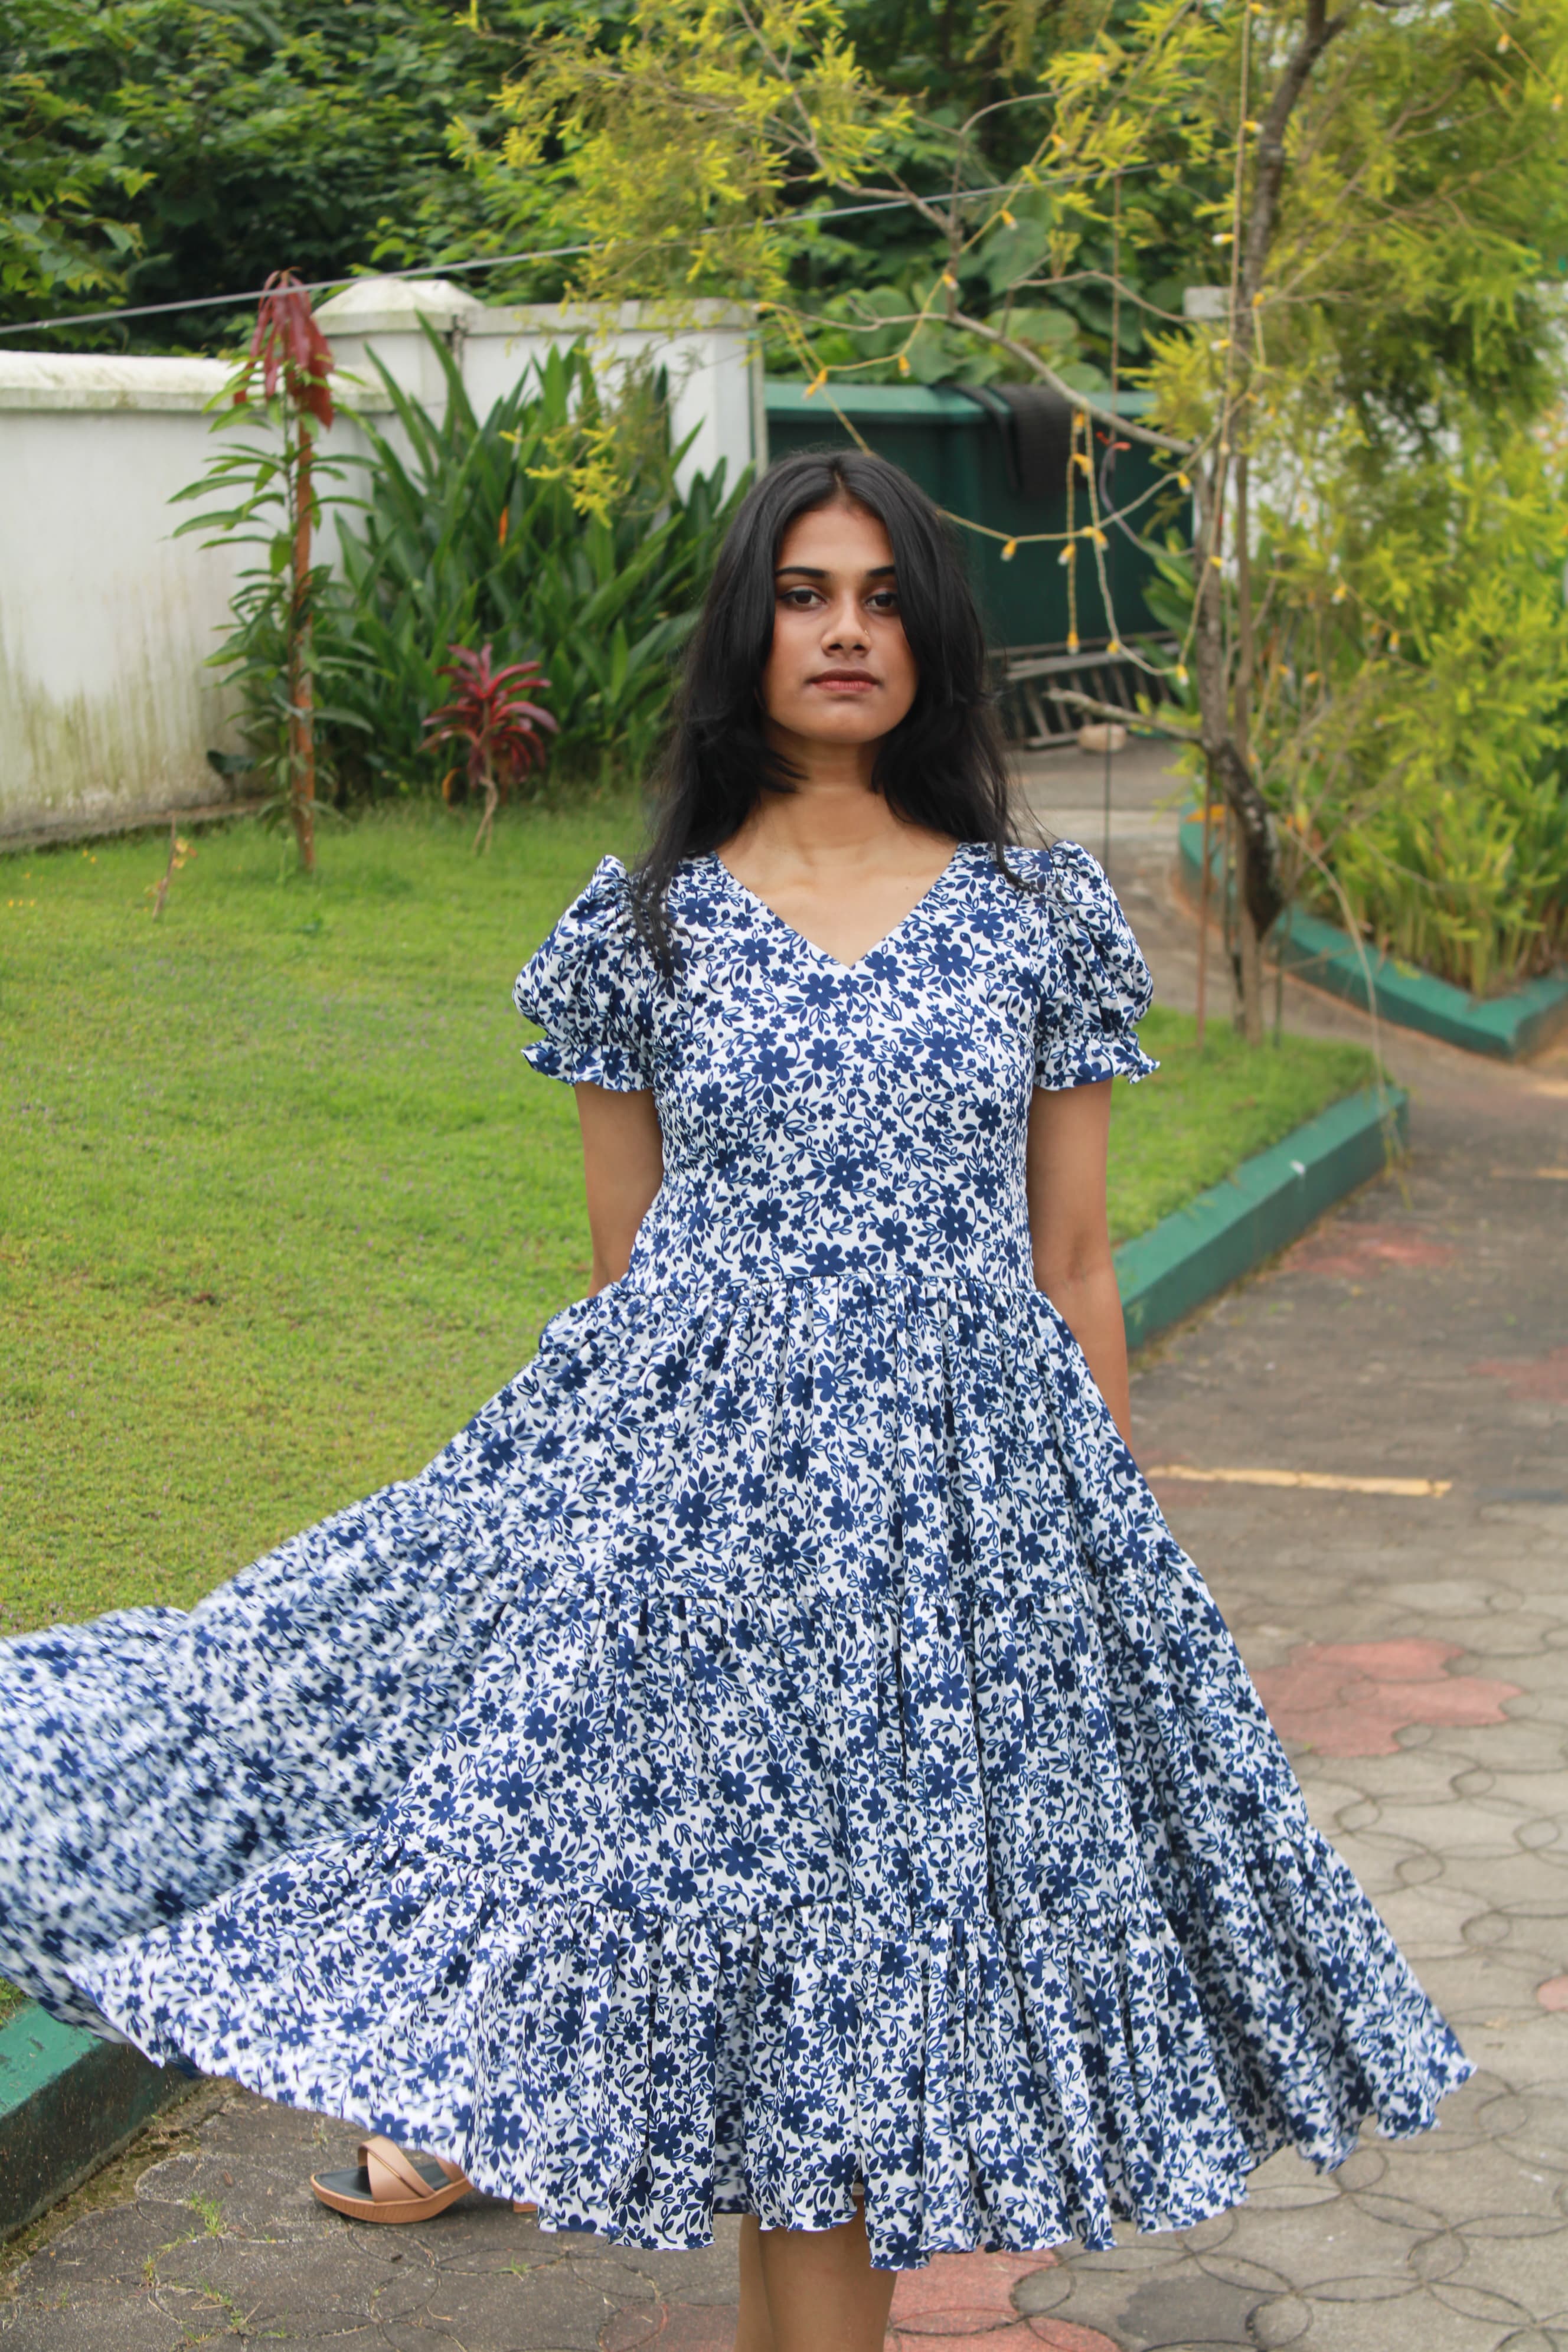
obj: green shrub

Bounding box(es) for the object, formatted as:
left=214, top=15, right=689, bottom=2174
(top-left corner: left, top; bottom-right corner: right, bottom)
left=1319, top=769, right=1568, bottom=999
left=323, top=335, right=746, bottom=795
left=1243, top=422, right=1568, bottom=998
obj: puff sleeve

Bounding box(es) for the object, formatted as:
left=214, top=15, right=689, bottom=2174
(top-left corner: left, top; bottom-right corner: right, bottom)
left=513, top=855, right=661, bottom=1091
left=1032, top=840, right=1158, bottom=1090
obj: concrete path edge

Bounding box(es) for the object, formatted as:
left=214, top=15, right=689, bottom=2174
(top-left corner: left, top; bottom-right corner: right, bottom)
left=1115, top=1082, right=1408, bottom=1351
left=0, top=1082, right=1404, bottom=2246
left=0, top=2004, right=198, bottom=2242
left=1178, top=817, right=1568, bottom=1059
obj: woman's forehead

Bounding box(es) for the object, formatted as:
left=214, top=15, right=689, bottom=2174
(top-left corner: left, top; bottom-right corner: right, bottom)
left=775, top=498, right=893, bottom=572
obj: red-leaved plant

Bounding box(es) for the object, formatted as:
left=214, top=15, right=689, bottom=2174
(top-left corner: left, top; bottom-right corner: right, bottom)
left=238, top=270, right=335, bottom=872
left=422, top=643, right=558, bottom=852
left=239, top=269, right=336, bottom=425
left=174, top=266, right=368, bottom=876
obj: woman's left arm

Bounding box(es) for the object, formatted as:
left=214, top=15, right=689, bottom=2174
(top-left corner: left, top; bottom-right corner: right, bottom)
left=1025, top=1079, right=1132, bottom=1444
left=575, top=1082, right=664, bottom=1295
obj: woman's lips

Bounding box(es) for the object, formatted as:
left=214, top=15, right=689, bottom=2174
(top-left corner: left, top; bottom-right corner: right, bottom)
left=809, top=673, right=878, bottom=695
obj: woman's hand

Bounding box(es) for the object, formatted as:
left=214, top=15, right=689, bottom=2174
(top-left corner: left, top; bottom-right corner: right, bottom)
left=1025, top=1079, right=1132, bottom=1445
left=574, top=1083, right=664, bottom=1293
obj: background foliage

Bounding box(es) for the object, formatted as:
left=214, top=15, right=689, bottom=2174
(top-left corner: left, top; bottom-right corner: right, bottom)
left=326, top=339, right=742, bottom=795
left=4, top=0, right=1198, bottom=380
left=175, top=335, right=742, bottom=801
left=9, top=0, right=1568, bottom=998
left=1252, top=420, right=1568, bottom=992
left=1, top=0, right=562, bottom=345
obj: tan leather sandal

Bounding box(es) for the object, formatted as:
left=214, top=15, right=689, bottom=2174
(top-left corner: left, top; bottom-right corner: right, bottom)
left=311, top=2134, right=475, bottom=2223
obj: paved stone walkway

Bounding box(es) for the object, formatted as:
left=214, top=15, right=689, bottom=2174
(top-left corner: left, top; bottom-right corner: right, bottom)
left=3, top=809, right=1565, bottom=2350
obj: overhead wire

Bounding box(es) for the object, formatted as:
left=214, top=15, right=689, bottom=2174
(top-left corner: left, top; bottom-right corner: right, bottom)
left=6, top=148, right=1193, bottom=698
left=0, top=185, right=1027, bottom=341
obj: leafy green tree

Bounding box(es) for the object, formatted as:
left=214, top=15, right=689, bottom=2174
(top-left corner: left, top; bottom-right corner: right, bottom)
left=1133, top=0, right=1568, bottom=1017
left=1, top=0, right=152, bottom=325
left=495, top=0, right=1568, bottom=1034
left=1, top=0, right=560, bottom=348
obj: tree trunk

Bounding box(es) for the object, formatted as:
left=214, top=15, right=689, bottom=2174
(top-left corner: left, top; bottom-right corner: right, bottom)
left=1231, top=451, right=1264, bottom=1043
left=290, top=421, right=316, bottom=876
left=1190, top=435, right=1277, bottom=1042
left=1185, top=0, right=1348, bottom=1040
left=1236, top=898, right=1263, bottom=1044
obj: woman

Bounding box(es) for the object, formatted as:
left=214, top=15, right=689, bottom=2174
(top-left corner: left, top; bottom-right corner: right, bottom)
left=0, top=452, right=1468, bottom=2352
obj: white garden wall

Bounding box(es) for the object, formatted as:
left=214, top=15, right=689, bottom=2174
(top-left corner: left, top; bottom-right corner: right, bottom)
left=0, top=283, right=761, bottom=846
left=313, top=279, right=762, bottom=498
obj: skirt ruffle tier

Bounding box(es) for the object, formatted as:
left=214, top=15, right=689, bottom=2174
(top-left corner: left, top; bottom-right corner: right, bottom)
left=0, top=1275, right=1471, bottom=2269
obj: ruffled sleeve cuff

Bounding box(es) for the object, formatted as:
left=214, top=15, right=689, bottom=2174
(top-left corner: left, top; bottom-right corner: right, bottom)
left=1033, top=841, right=1158, bottom=1090
left=513, top=855, right=659, bottom=1092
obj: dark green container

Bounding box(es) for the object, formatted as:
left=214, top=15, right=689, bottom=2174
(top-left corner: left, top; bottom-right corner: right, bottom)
left=763, top=381, right=1172, bottom=656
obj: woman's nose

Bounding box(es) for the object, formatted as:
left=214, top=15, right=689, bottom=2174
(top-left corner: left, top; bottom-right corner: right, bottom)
left=821, top=597, right=869, bottom=653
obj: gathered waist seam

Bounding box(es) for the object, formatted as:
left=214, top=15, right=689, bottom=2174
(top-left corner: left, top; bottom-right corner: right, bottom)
left=612, top=1269, right=1045, bottom=1306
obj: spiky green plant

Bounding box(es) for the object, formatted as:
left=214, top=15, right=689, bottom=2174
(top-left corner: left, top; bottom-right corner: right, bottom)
left=322, top=332, right=744, bottom=795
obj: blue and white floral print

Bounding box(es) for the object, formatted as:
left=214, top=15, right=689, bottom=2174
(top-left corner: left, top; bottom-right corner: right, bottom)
left=0, top=841, right=1470, bottom=2271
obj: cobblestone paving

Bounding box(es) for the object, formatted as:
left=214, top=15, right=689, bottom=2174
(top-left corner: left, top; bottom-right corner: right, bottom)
left=3, top=816, right=1564, bottom=2350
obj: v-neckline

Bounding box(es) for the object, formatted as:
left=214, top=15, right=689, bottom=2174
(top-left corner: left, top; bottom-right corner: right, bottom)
left=707, top=844, right=968, bottom=972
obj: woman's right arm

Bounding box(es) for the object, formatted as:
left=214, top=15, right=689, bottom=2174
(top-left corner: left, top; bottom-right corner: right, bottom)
left=1025, top=1077, right=1132, bottom=1445
left=574, top=1083, right=664, bottom=1292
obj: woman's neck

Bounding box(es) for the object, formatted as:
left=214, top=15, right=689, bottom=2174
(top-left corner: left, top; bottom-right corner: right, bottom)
left=741, top=731, right=929, bottom=871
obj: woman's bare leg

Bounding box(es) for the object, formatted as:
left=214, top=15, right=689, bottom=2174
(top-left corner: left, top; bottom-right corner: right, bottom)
left=734, top=2215, right=778, bottom=2352
left=737, top=2201, right=897, bottom=2352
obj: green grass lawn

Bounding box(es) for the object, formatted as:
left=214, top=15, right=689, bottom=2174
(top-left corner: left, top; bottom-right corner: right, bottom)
left=1, top=803, right=1373, bottom=1638
left=1110, top=1003, right=1374, bottom=1239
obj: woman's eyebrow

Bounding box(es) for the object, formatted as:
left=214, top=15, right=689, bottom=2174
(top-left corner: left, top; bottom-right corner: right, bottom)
left=773, top=563, right=897, bottom=580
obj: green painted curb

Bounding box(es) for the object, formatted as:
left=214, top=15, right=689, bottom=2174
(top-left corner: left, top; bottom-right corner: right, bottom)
left=1115, top=1083, right=1408, bottom=1351
left=1179, top=819, right=1568, bottom=1060
left=0, top=2002, right=195, bottom=2242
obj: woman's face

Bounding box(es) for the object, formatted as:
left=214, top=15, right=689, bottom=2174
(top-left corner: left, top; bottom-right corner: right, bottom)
left=758, top=496, right=919, bottom=757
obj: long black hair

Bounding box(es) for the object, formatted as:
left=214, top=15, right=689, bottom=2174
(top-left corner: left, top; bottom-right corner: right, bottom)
left=631, top=447, right=1021, bottom=965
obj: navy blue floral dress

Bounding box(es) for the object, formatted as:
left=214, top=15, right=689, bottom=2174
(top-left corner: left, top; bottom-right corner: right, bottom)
left=0, top=842, right=1469, bottom=2270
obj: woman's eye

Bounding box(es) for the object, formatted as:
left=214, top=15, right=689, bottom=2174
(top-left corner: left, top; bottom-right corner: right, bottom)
left=779, top=586, right=820, bottom=609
